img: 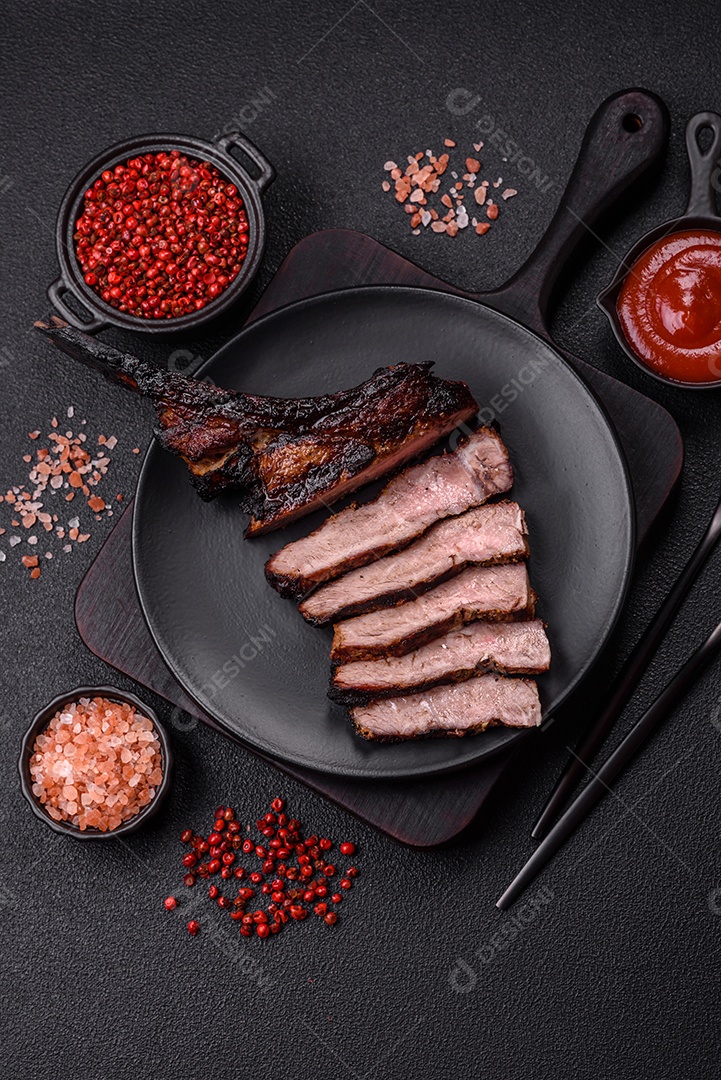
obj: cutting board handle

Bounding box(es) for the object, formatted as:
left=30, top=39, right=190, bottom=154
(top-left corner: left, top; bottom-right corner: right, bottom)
left=480, top=89, right=669, bottom=335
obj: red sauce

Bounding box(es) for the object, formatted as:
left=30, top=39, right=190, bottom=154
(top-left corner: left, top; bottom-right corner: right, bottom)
left=617, top=229, right=721, bottom=383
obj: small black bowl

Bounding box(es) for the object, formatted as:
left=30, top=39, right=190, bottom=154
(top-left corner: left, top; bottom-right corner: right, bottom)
left=597, top=111, right=721, bottom=389
left=19, top=685, right=173, bottom=839
left=48, top=131, right=275, bottom=335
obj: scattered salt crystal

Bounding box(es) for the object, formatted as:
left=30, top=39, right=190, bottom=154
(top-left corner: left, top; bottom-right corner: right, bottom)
left=27, top=536, right=37, bottom=546
left=67, top=406, right=74, bottom=418
left=0, top=551, right=5, bottom=562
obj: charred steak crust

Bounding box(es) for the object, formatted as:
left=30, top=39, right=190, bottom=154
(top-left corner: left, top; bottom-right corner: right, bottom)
left=299, top=501, right=529, bottom=625
left=265, top=426, right=513, bottom=599
left=34, top=319, right=478, bottom=536
left=329, top=619, right=551, bottom=704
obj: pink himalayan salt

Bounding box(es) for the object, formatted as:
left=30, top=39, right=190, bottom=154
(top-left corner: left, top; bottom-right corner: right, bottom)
left=29, top=696, right=163, bottom=831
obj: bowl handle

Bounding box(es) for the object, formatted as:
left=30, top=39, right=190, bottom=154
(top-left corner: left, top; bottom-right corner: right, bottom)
left=214, top=132, right=276, bottom=192
left=684, top=112, right=721, bottom=217
left=47, top=278, right=109, bottom=334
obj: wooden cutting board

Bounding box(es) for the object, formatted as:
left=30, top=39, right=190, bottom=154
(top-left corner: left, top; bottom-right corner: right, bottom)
left=74, top=229, right=682, bottom=845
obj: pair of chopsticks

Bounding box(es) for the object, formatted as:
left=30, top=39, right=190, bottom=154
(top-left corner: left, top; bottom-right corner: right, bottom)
left=497, top=496, right=721, bottom=910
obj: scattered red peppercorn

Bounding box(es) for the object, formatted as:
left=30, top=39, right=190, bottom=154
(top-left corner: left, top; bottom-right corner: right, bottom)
left=187, top=920, right=200, bottom=936
left=164, top=896, right=177, bottom=911
left=170, top=799, right=360, bottom=944
left=180, top=829, right=193, bottom=843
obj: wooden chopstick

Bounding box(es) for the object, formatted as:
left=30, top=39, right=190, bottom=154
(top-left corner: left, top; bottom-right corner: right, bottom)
left=531, top=498, right=721, bottom=841
left=497, top=616, right=721, bottom=910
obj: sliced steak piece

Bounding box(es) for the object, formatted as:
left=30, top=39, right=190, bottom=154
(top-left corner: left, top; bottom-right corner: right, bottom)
left=330, top=563, right=535, bottom=662
left=331, top=619, right=550, bottom=703
left=265, top=426, right=512, bottom=599
left=350, top=674, right=542, bottom=741
left=300, top=501, right=528, bottom=625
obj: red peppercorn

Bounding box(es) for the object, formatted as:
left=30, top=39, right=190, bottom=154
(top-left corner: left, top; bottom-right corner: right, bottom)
left=238, top=887, right=254, bottom=900
left=340, top=878, right=352, bottom=890
left=208, top=885, right=219, bottom=900
left=183, top=873, right=195, bottom=888
left=164, top=896, right=177, bottom=910
left=314, top=902, right=328, bottom=916
left=218, top=897, right=231, bottom=909
left=222, top=852, right=235, bottom=865
left=240, top=925, right=252, bottom=937
left=234, top=867, right=246, bottom=879
left=223, top=807, right=235, bottom=821
left=347, top=867, right=359, bottom=878
left=242, top=839, right=254, bottom=854
left=208, top=832, right=222, bottom=846
left=221, top=867, right=233, bottom=880
left=227, top=821, right=241, bottom=835
left=182, top=852, right=197, bottom=868
left=230, top=910, right=244, bottom=921
left=319, top=838, right=332, bottom=851
left=324, top=912, right=338, bottom=926
left=315, top=884, right=328, bottom=898
left=303, top=890, right=315, bottom=903
left=339, top=842, right=355, bottom=856
left=180, top=829, right=193, bottom=843
left=249, top=872, right=263, bottom=884
left=256, top=923, right=270, bottom=939
left=289, top=905, right=307, bottom=921
left=332, top=894, right=342, bottom=904
left=255, top=845, right=266, bottom=859
left=271, top=797, right=284, bottom=812
left=324, top=865, right=336, bottom=877
left=213, top=819, right=226, bottom=832
left=187, top=920, right=200, bottom=936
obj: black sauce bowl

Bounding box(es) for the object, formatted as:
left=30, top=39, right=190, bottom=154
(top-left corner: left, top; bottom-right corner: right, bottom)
left=19, top=685, right=173, bottom=839
left=597, top=111, right=721, bottom=389
left=48, top=131, right=275, bottom=335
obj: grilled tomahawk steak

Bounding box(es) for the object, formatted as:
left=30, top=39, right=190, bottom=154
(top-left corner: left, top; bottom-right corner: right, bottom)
left=330, top=563, right=534, bottom=662
left=300, top=501, right=528, bottom=624
left=266, top=426, right=513, bottom=598
left=331, top=618, right=550, bottom=703
left=35, top=318, right=478, bottom=535
left=350, top=673, right=542, bottom=741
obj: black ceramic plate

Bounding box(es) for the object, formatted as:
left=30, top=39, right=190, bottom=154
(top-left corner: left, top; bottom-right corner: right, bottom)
left=132, top=286, right=634, bottom=779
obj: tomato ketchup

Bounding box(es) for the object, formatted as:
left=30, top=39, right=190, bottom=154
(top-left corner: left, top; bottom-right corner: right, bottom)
left=617, top=229, right=721, bottom=383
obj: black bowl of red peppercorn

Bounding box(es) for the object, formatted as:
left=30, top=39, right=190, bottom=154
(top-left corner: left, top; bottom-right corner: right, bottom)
left=49, top=131, right=275, bottom=334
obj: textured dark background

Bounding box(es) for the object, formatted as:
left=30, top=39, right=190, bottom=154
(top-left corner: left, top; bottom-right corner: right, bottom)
left=3, top=1, right=721, bottom=1077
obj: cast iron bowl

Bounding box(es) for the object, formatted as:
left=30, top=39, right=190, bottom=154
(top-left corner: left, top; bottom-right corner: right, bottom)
left=19, top=685, right=173, bottom=839
left=48, top=131, right=275, bottom=335
left=597, top=111, right=721, bottom=388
